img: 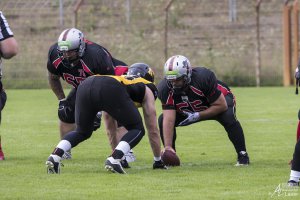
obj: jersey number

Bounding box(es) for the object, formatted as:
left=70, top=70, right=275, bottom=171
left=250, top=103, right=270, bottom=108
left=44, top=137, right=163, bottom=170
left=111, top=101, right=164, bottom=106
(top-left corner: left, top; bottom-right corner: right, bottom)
left=177, top=100, right=207, bottom=112
left=63, top=73, right=86, bottom=88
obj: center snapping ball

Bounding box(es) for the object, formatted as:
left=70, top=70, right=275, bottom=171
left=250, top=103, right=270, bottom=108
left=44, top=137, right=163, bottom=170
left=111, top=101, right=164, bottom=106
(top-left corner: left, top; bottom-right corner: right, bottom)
left=161, top=149, right=180, bottom=166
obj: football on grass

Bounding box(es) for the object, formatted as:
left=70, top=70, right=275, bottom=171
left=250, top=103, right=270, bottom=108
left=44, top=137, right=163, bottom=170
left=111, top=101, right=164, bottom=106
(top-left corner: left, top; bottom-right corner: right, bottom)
left=161, top=149, right=180, bottom=166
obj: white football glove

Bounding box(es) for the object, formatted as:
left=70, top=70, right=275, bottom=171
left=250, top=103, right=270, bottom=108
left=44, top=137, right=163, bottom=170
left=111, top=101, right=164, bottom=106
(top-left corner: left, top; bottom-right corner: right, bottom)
left=178, top=111, right=200, bottom=126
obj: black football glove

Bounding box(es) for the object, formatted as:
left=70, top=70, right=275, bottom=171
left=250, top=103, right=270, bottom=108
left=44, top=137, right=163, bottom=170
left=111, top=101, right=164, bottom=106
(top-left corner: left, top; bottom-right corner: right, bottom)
left=93, top=112, right=102, bottom=131
left=58, top=99, right=75, bottom=123
left=153, top=160, right=168, bottom=170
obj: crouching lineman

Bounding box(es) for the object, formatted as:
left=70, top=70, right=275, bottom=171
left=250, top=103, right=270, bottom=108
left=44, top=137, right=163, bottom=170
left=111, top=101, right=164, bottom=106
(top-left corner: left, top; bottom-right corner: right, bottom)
left=47, top=28, right=128, bottom=159
left=46, top=71, right=167, bottom=174
left=104, top=63, right=164, bottom=168
left=158, top=55, right=250, bottom=166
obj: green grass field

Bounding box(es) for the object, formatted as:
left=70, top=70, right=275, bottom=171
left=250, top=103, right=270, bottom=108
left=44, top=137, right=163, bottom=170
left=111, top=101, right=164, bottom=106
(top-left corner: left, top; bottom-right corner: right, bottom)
left=0, top=87, right=299, bottom=200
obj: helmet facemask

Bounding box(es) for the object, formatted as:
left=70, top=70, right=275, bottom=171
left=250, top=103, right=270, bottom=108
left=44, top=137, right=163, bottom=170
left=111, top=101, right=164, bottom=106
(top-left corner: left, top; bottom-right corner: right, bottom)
left=58, top=48, right=80, bottom=68
left=166, top=75, right=191, bottom=94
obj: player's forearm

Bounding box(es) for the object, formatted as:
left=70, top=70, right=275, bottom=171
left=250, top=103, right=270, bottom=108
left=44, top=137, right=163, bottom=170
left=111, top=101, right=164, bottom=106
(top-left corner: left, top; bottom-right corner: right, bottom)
left=48, top=72, right=65, bottom=100
left=200, top=94, right=228, bottom=120
left=163, top=120, right=174, bottom=148
left=103, top=112, right=119, bottom=149
left=199, top=104, right=227, bottom=120
left=147, top=130, right=161, bottom=157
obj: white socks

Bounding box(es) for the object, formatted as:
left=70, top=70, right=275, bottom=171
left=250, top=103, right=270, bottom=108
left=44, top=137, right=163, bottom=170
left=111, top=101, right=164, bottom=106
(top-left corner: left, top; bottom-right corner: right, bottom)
left=115, top=141, right=130, bottom=156
left=290, top=170, right=300, bottom=182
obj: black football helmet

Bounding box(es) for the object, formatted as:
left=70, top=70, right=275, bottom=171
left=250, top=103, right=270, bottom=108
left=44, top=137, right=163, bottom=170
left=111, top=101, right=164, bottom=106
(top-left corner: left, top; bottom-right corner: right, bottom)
left=127, top=63, right=155, bottom=82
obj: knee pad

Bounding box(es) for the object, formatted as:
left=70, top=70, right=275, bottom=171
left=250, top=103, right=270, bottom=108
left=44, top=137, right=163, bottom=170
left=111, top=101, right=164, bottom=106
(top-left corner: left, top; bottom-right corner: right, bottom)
left=58, top=103, right=75, bottom=123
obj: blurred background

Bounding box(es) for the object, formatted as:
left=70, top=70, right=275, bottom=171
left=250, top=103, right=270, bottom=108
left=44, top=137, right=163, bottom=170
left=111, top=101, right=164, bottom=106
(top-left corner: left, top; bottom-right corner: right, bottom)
left=0, top=0, right=289, bottom=88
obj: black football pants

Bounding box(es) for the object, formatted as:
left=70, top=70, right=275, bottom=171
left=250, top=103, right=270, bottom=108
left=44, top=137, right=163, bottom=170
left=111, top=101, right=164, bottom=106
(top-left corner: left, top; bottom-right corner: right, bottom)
left=63, top=76, right=145, bottom=150
left=158, top=93, right=247, bottom=154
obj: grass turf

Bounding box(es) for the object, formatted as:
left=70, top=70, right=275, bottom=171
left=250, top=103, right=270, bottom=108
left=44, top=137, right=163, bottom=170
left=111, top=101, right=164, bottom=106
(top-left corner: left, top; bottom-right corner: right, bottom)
left=0, top=87, right=299, bottom=199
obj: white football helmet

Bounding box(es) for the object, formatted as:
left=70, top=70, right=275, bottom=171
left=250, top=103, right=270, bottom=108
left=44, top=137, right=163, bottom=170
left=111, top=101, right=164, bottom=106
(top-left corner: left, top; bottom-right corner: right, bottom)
left=57, top=28, right=86, bottom=68
left=164, top=55, right=192, bottom=93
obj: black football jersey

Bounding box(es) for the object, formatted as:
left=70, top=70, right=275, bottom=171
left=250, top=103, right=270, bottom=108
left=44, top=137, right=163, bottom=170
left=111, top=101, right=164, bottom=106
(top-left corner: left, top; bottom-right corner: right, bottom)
left=47, top=39, right=116, bottom=88
left=157, top=67, right=231, bottom=113
left=98, top=75, right=158, bottom=107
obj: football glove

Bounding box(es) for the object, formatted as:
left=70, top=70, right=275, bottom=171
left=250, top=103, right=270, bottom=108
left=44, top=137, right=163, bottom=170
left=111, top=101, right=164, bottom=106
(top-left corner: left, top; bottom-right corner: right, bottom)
left=153, top=160, right=168, bottom=170
left=93, top=111, right=102, bottom=131
left=178, top=111, right=200, bottom=126
left=58, top=99, right=75, bottom=123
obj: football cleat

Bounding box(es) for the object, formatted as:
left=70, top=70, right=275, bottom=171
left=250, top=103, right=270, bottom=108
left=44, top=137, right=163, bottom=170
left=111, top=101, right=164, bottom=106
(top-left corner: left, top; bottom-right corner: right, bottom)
left=235, top=151, right=250, bottom=166
left=153, top=160, right=168, bottom=170
left=46, top=156, right=62, bottom=174
left=287, top=180, right=299, bottom=187
left=120, top=159, right=131, bottom=168
left=104, top=157, right=126, bottom=174
left=61, top=150, right=72, bottom=160
left=124, top=150, right=136, bottom=163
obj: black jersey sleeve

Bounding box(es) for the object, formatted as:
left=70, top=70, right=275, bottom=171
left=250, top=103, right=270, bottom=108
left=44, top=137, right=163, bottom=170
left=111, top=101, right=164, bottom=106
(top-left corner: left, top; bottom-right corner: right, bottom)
left=126, top=82, right=146, bottom=103
left=198, top=68, right=221, bottom=103
left=157, top=79, right=176, bottom=110
left=94, top=47, right=115, bottom=75
left=47, top=44, right=59, bottom=75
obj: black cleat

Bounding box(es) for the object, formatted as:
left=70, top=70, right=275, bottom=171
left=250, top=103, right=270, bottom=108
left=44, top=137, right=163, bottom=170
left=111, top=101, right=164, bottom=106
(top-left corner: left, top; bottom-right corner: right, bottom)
left=235, top=151, right=250, bottom=166
left=104, top=157, right=126, bottom=174
left=46, top=156, right=62, bottom=174
left=153, top=160, right=168, bottom=170
left=120, top=159, right=131, bottom=168
left=287, top=180, right=299, bottom=187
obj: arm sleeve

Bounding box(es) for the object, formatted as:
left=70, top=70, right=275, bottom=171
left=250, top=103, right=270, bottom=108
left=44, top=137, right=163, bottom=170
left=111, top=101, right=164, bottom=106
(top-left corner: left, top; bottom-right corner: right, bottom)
left=0, top=12, right=14, bottom=41
left=202, top=71, right=221, bottom=103
left=157, top=80, right=176, bottom=110
left=46, top=45, right=59, bottom=75
left=96, top=48, right=115, bottom=75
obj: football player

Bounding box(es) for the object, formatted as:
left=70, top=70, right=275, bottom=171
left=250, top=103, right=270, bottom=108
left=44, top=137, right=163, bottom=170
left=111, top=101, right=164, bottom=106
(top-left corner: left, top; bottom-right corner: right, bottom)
left=47, top=28, right=127, bottom=159
left=157, top=55, right=250, bottom=166
left=0, top=11, right=19, bottom=160
left=46, top=73, right=167, bottom=174
left=105, top=63, right=162, bottom=168
left=287, top=64, right=300, bottom=186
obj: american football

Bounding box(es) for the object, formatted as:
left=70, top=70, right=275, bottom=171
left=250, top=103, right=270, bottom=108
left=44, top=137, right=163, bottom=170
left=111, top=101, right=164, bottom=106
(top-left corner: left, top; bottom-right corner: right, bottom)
left=161, top=149, right=180, bottom=166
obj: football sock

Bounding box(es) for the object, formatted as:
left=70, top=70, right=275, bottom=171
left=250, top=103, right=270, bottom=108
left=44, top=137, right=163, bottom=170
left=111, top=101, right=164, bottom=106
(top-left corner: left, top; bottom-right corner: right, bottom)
left=56, top=140, right=72, bottom=153
left=113, top=141, right=130, bottom=159
left=290, top=170, right=300, bottom=182
left=154, top=156, right=161, bottom=161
